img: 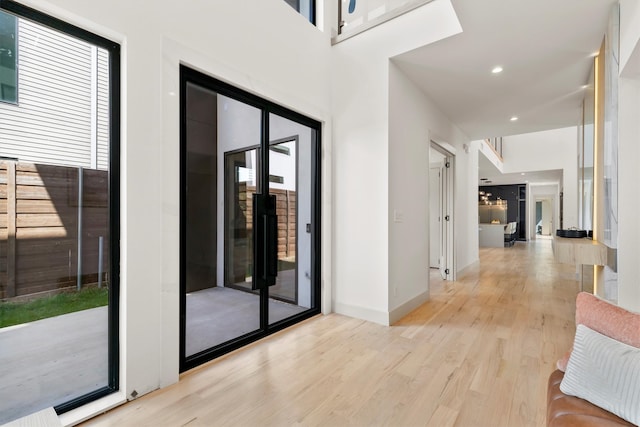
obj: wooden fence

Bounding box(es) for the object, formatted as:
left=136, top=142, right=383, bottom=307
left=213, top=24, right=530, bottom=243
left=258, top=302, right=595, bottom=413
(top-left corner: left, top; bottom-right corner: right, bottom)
left=0, top=160, right=108, bottom=300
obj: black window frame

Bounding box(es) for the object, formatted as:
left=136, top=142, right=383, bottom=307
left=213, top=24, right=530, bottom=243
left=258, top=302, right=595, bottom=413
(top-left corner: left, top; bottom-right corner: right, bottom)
left=0, top=0, right=120, bottom=416
left=0, top=8, right=17, bottom=104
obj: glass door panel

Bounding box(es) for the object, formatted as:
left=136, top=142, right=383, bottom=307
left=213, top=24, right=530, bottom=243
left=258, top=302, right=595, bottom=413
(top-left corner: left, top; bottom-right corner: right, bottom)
left=267, top=113, right=315, bottom=325
left=184, top=84, right=262, bottom=358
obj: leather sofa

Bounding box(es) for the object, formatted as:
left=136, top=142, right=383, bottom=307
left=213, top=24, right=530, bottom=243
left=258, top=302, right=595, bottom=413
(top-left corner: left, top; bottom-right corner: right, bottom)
left=547, top=369, right=634, bottom=426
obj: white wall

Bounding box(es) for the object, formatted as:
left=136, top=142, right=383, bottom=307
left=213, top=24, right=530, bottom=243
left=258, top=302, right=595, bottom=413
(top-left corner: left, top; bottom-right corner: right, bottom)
left=388, top=63, right=472, bottom=322
left=502, top=127, right=579, bottom=229
left=478, top=139, right=504, bottom=173
left=456, top=140, right=480, bottom=273
left=617, top=0, right=640, bottom=313
left=619, top=0, right=640, bottom=75
left=389, top=64, right=430, bottom=321
left=331, top=0, right=461, bottom=325
left=617, top=76, right=640, bottom=313
left=15, top=0, right=332, bottom=423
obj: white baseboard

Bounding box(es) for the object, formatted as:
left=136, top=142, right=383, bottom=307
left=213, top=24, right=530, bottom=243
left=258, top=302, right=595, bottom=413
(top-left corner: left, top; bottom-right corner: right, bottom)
left=334, top=290, right=431, bottom=326
left=389, top=290, right=430, bottom=325
left=334, top=302, right=390, bottom=326
left=457, top=258, right=479, bottom=276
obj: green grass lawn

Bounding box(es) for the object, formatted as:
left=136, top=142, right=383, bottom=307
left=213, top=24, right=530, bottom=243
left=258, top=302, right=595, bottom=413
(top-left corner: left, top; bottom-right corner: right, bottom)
left=0, top=287, right=109, bottom=329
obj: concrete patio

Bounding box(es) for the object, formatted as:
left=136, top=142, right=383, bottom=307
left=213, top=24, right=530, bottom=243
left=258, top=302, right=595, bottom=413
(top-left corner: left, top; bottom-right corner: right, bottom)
left=0, top=285, right=306, bottom=424
left=0, top=307, right=108, bottom=425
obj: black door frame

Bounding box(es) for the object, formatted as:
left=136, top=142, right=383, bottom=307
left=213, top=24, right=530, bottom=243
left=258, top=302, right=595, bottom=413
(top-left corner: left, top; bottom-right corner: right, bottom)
left=179, top=65, right=321, bottom=372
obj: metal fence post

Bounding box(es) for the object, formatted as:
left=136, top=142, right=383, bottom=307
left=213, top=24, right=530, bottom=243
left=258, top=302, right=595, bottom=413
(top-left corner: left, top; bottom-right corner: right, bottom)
left=98, top=235, right=103, bottom=288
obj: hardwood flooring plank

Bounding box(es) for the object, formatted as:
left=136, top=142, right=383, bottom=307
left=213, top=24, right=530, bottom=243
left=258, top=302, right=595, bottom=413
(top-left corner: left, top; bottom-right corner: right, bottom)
left=83, top=241, right=580, bottom=427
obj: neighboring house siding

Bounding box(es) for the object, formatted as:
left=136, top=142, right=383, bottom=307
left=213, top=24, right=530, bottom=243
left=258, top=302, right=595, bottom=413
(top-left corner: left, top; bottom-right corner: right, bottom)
left=0, top=19, right=108, bottom=170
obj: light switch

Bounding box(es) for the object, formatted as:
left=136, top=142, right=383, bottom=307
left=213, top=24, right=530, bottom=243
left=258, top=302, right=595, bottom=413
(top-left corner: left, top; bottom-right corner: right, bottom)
left=394, top=210, right=404, bottom=223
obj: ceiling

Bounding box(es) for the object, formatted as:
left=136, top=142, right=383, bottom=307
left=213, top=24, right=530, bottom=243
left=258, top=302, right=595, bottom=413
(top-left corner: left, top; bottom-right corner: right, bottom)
left=393, top=0, right=616, bottom=185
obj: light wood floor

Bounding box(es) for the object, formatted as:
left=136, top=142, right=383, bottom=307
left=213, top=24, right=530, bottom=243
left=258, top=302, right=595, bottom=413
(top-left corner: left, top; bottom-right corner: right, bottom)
left=83, top=240, right=580, bottom=427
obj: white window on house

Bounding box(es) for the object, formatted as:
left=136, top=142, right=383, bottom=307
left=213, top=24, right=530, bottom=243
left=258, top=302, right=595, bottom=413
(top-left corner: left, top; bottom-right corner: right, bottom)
left=0, top=10, right=17, bottom=103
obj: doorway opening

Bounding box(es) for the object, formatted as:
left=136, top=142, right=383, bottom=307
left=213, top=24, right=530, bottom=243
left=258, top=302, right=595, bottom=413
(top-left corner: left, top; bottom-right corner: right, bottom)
left=535, top=198, right=554, bottom=238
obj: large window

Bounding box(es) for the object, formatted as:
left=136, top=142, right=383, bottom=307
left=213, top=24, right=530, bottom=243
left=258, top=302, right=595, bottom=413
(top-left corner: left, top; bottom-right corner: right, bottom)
left=0, top=9, right=17, bottom=103
left=0, top=1, right=120, bottom=423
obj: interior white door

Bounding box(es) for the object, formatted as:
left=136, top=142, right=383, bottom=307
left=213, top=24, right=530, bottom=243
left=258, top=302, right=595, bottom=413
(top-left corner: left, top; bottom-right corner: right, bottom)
left=439, top=152, right=455, bottom=281
left=439, top=160, right=448, bottom=280
left=430, top=141, right=455, bottom=281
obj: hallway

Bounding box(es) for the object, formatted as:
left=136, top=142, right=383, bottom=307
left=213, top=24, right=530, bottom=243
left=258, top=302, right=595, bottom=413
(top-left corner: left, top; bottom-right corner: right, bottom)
left=85, top=240, right=580, bottom=426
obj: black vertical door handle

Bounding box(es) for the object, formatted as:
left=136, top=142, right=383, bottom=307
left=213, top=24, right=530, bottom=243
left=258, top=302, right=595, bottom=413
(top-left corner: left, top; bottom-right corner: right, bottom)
left=252, top=193, right=278, bottom=289
left=264, top=206, right=278, bottom=284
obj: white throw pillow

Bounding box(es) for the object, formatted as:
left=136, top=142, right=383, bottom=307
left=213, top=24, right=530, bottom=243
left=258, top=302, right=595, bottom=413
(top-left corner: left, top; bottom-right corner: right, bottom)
left=560, top=324, right=640, bottom=426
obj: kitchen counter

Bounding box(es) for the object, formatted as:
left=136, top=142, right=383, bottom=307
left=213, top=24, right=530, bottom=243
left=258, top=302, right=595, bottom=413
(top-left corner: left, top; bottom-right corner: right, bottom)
left=479, top=223, right=505, bottom=247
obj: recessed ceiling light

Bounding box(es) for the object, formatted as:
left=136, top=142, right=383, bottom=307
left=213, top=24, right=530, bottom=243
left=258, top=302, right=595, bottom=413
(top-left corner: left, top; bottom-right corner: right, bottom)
left=510, top=116, right=518, bottom=121
left=521, top=172, right=525, bottom=176
left=581, top=84, right=589, bottom=89
left=491, top=66, right=503, bottom=74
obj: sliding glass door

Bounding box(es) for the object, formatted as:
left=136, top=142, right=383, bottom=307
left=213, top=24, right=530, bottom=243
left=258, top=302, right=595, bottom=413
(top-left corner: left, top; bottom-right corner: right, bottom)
left=180, top=66, right=320, bottom=371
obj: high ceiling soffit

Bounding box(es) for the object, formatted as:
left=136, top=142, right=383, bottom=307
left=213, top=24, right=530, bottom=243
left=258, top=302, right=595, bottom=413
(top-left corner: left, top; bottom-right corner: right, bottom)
left=393, top=0, right=617, bottom=141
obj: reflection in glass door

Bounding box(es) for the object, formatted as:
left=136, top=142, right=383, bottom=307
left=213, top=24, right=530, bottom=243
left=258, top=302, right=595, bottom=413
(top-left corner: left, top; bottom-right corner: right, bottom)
left=224, top=149, right=258, bottom=294
left=180, top=66, right=321, bottom=371
left=268, top=115, right=317, bottom=325
left=183, top=83, right=261, bottom=359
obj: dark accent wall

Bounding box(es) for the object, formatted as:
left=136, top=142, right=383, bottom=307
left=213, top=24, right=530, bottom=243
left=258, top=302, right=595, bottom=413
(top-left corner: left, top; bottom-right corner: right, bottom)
left=480, top=184, right=526, bottom=240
